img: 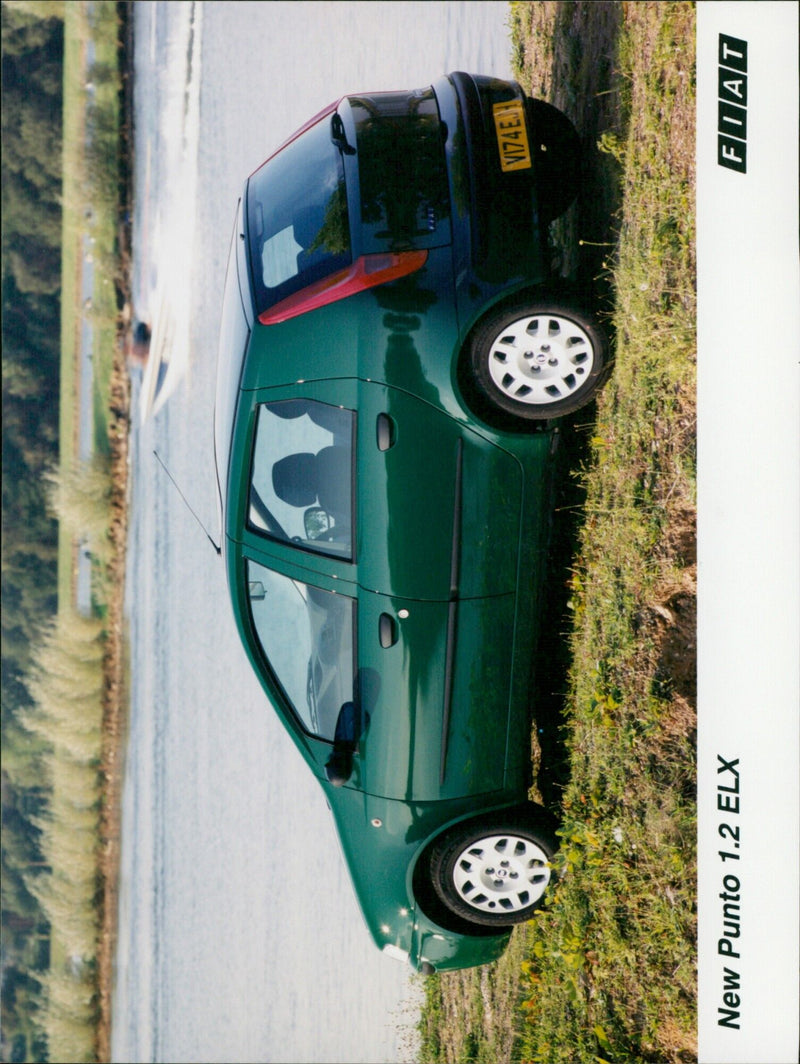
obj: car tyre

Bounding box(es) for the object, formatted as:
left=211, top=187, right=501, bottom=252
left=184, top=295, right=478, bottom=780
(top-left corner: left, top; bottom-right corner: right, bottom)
left=527, top=98, right=582, bottom=224
left=468, top=300, right=608, bottom=422
left=428, top=817, right=555, bottom=928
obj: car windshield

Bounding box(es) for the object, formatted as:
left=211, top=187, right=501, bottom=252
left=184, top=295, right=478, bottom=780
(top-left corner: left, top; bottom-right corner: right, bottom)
left=247, top=561, right=355, bottom=740
left=246, top=115, right=351, bottom=316
left=249, top=399, right=355, bottom=559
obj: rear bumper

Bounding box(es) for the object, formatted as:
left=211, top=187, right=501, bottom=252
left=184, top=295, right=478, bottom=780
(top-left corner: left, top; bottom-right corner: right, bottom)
left=435, top=72, right=549, bottom=288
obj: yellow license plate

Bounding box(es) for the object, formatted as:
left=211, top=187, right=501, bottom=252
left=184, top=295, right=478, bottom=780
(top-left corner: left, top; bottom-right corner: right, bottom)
left=492, top=99, right=532, bottom=172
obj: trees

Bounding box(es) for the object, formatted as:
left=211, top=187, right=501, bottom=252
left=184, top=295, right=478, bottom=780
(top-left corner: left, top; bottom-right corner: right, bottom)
left=2, top=4, right=64, bottom=1059
left=1, top=1, right=62, bottom=683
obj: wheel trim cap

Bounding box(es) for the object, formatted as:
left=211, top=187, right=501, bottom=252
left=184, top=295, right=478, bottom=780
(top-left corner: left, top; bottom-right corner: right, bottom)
left=488, top=314, right=595, bottom=406
left=452, top=833, right=551, bottom=915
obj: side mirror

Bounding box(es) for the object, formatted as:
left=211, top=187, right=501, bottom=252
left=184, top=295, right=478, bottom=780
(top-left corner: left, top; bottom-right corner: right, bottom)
left=324, top=701, right=361, bottom=787
left=304, top=506, right=331, bottom=540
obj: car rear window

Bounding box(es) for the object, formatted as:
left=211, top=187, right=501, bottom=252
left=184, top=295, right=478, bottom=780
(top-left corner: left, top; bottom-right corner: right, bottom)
left=245, top=117, right=351, bottom=316
left=348, top=88, right=451, bottom=252
left=248, top=399, right=355, bottom=560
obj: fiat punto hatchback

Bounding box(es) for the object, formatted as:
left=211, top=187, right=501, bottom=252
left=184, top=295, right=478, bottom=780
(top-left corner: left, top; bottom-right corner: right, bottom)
left=215, top=72, right=608, bottom=973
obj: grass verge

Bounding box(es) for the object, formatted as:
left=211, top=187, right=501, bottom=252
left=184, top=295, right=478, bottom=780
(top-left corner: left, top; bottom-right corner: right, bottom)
left=27, top=2, right=132, bottom=1060
left=58, top=0, right=121, bottom=611
left=419, top=4, right=697, bottom=1061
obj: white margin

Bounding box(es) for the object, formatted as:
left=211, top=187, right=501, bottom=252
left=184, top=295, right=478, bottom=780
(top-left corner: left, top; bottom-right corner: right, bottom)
left=697, top=3, right=800, bottom=1062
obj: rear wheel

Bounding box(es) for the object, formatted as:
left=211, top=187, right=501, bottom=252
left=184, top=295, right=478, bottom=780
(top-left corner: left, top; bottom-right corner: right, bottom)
left=468, top=300, right=608, bottom=422
left=428, top=818, right=555, bottom=928
left=527, top=98, right=582, bottom=224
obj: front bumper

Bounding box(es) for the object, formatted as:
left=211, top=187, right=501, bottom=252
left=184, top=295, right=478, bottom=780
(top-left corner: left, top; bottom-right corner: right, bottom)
left=409, top=911, right=510, bottom=974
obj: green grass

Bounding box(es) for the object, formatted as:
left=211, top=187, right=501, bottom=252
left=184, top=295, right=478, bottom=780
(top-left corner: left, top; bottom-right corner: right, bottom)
left=83, top=0, right=123, bottom=452
left=57, top=0, right=121, bottom=612
left=523, top=12, right=697, bottom=1058
left=57, top=0, right=86, bottom=612
left=30, top=2, right=126, bottom=1059
left=420, top=4, right=697, bottom=1062
left=418, top=928, right=546, bottom=1064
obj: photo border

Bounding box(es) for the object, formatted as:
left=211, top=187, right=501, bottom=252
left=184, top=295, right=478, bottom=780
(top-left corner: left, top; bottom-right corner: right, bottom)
left=696, top=3, right=800, bottom=1061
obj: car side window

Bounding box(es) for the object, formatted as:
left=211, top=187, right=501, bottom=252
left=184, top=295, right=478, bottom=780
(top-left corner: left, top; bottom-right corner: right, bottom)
left=247, top=562, right=355, bottom=740
left=248, top=399, right=355, bottom=560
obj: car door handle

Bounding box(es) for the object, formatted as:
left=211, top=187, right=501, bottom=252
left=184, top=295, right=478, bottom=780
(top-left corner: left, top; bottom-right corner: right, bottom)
left=376, top=413, right=396, bottom=451
left=379, top=612, right=398, bottom=648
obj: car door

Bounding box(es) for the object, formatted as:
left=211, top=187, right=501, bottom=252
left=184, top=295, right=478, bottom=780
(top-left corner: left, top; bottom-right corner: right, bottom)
left=236, top=379, right=525, bottom=801
left=351, top=383, right=525, bottom=800
left=351, top=589, right=517, bottom=801
left=355, top=381, right=523, bottom=601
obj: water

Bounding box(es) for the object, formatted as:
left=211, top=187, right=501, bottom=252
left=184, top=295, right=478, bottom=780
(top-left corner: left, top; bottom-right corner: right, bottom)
left=113, top=4, right=515, bottom=1061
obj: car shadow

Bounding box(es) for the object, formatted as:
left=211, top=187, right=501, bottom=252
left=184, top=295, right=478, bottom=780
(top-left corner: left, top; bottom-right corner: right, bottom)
left=547, top=0, right=627, bottom=308
left=531, top=415, right=593, bottom=810
left=530, top=0, right=627, bottom=811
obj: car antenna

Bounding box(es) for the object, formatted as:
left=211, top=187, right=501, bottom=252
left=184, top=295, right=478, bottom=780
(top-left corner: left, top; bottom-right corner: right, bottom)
left=153, top=450, right=221, bottom=555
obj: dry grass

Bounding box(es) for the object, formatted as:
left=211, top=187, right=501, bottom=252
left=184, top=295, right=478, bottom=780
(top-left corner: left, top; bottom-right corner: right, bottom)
left=517, top=7, right=697, bottom=1062
left=21, top=2, right=134, bottom=1060
left=94, top=320, right=131, bottom=1064
left=421, top=4, right=697, bottom=1061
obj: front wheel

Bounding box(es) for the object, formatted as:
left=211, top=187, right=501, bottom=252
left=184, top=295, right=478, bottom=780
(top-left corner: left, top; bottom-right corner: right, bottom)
left=467, top=301, right=609, bottom=422
left=428, top=819, right=555, bottom=928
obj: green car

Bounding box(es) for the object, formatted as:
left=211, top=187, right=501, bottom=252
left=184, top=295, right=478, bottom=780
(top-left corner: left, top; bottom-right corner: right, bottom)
left=215, top=72, right=608, bottom=973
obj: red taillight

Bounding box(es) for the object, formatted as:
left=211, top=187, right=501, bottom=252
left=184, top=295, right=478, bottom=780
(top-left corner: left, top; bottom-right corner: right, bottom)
left=258, top=249, right=428, bottom=325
